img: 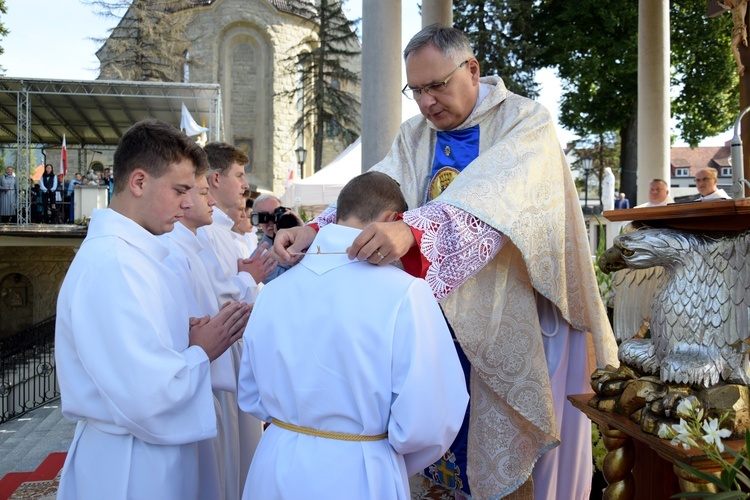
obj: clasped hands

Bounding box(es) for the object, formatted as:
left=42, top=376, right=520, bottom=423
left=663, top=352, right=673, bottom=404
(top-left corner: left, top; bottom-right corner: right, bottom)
left=189, top=301, right=252, bottom=362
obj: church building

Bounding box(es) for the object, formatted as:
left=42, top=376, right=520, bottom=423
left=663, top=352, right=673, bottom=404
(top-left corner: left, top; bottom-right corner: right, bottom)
left=96, top=0, right=362, bottom=194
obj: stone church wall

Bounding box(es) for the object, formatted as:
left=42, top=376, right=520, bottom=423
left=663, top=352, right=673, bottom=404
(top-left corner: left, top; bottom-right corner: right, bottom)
left=0, top=247, right=76, bottom=339
left=187, top=0, right=361, bottom=193
left=95, top=0, right=362, bottom=194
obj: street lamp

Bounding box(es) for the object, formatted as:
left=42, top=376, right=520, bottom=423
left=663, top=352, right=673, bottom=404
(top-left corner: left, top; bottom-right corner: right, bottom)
left=581, top=155, right=594, bottom=211
left=295, top=146, right=307, bottom=180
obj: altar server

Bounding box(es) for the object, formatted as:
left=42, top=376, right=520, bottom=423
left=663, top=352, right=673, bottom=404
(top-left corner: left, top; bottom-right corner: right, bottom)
left=55, top=118, right=250, bottom=500
left=238, top=171, right=468, bottom=499
left=161, top=174, right=238, bottom=500
left=198, top=141, right=273, bottom=497
left=198, top=141, right=273, bottom=304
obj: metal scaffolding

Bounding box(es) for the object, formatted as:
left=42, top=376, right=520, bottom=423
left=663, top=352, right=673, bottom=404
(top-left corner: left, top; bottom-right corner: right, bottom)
left=0, top=77, right=222, bottom=224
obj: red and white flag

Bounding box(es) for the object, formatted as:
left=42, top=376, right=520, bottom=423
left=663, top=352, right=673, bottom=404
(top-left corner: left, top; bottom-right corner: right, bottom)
left=285, top=167, right=294, bottom=190
left=58, top=134, right=68, bottom=177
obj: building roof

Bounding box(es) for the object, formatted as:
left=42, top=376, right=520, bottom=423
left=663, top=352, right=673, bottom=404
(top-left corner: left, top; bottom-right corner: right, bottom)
left=0, top=77, right=221, bottom=146
left=670, top=142, right=730, bottom=175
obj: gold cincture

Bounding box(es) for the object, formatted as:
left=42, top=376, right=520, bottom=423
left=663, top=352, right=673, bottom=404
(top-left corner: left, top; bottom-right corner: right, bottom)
left=271, top=418, right=388, bottom=441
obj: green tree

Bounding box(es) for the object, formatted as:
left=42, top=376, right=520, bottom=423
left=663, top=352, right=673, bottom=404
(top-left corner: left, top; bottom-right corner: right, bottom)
left=671, top=1, right=738, bottom=147
left=87, top=0, right=196, bottom=82
left=453, top=0, right=542, bottom=98
left=531, top=0, right=735, bottom=201
left=530, top=0, right=640, bottom=201
left=277, top=0, right=361, bottom=172
left=454, top=0, right=737, bottom=203
left=0, top=0, right=8, bottom=73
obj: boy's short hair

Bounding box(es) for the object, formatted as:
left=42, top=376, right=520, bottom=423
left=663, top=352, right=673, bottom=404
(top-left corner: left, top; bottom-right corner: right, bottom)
left=337, top=171, right=407, bottom=224
left=203, top=141, right=249, bottom=175
left=113, top=118, right=208, bottom=194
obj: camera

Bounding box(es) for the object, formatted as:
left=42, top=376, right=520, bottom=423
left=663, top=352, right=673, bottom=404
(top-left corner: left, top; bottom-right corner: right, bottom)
left=251, top=206, right=299, bottom=230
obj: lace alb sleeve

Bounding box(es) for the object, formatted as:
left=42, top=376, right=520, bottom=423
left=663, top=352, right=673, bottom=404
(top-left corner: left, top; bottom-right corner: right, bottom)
left=311, top=204, right=337, bottom=228
left=403, top=202, right=506, bottom=300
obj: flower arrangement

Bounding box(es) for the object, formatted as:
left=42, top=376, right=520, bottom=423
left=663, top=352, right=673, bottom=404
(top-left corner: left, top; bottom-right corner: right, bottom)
left=657, top=396, right=749, bottom=498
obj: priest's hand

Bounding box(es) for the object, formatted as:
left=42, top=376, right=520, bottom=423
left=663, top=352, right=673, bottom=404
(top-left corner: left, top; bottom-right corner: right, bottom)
left=273, top=225, right=317, bottom=265
left=189, top=301, right=252, bottom=362
left=347, top=220, right=416, bottom=266
left=239, top=242, right=276, bottom=283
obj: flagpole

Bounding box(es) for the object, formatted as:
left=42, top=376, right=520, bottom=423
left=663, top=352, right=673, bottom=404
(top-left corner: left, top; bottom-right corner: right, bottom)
left=59, top=134, right=68, bottom=178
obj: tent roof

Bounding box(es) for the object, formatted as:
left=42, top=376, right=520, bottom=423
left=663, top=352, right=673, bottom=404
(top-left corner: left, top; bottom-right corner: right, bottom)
left=281, top=138, right=361, bottom=211
left=296, top=137, right=361, bottom=186
left=0, top=77, right=221, bottom=146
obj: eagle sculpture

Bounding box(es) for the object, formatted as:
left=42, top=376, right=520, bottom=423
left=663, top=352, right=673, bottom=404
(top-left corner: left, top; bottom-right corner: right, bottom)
left=599, top=227, right=750, bottom=388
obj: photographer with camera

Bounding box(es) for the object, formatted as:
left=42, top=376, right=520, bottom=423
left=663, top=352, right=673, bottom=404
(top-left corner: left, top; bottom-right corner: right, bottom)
left=250, top=194, right=301, bottom=283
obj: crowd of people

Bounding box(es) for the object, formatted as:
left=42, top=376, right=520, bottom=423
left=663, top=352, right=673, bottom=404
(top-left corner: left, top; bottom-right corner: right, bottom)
left=45, top=23, right=739, bottom=500
left=0, top=164, right=115, bottom=224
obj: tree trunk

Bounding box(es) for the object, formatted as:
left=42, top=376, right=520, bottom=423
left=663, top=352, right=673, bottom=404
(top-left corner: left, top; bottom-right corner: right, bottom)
left=740, top=4, right=750, bottom=196
left=619, top=108, right=638, bottom=205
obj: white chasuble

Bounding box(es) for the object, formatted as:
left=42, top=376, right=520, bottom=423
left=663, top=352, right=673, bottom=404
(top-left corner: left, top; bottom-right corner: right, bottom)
left=373, top=76, right=618, bottom=498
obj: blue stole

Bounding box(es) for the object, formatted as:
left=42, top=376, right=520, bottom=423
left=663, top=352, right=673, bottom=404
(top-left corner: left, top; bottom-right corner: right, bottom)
left=426, top=125, right=480, bottom=203
left=421, top=126, right=479, bottom=494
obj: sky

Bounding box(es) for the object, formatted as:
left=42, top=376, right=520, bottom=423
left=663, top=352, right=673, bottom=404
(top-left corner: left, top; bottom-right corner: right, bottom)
left=0, top=0, right=732, bottom=148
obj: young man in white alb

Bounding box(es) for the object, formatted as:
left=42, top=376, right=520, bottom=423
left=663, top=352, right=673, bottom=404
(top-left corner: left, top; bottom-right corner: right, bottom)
left=238, top=171, right=468, bottom=499
left=55, top=119, right=250, bottom=499
left=198, top=141, right=273, bottom=498
left=161, top=173, right=241, bottom=499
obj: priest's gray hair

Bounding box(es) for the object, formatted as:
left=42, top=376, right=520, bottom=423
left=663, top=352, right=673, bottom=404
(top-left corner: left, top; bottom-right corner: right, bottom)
left=403, top=23, right=475, bottom=65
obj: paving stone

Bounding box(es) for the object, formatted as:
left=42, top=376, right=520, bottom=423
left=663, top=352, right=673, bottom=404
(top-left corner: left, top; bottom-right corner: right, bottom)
left=0, top=401, right=74, bottom=477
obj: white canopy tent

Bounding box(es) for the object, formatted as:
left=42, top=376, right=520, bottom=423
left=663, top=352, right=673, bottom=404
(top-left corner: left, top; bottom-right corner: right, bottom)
left=281, top=137, right=361, bottom=215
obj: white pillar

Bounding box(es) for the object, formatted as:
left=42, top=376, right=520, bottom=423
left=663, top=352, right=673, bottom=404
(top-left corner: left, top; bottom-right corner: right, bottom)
left=637, top=0, right=670, bottom=204
left=422, top=0, right=452, bottom=27
left=361, top=0, right=402, bottom=171
left=587, top=217, right=597, bottom=255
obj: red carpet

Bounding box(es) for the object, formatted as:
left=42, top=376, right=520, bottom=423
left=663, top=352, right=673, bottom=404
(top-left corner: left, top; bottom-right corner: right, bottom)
left=0, top=452, right=66, bottom=499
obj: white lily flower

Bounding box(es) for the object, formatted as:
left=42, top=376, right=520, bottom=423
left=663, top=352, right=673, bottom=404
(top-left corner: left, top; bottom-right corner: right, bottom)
left=671, top=418, right=693, bottom=449
left=658, top=424, right=671, bottom=439
left=676, top=398, right=693, bottom=415
left=702, top=419, right=732, bottom=453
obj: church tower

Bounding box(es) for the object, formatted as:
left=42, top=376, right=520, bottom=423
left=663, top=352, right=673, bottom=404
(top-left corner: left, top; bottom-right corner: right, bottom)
left=96, top=0, right=362, bottom=194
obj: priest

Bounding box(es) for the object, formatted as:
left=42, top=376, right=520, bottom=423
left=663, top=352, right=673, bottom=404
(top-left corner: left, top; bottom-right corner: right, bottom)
left=275, top=24, right=619, bottom=499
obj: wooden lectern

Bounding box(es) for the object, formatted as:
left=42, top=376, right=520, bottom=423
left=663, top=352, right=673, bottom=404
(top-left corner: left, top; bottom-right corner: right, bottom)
left=576, top=199, right=750, bottom=498
left=570, top=394, right=745, bottom=499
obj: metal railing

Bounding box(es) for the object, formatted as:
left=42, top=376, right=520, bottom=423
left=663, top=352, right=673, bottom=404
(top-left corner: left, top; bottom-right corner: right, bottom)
left=0, top=316, right=58, bottom=423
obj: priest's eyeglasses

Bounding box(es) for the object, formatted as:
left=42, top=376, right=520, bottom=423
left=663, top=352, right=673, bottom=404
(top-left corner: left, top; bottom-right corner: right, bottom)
left=402, top=60, right=469, bottom=101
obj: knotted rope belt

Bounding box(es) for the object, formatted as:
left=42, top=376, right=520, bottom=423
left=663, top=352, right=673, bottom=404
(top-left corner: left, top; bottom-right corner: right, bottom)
left=271, top=418, right=388, bottom=442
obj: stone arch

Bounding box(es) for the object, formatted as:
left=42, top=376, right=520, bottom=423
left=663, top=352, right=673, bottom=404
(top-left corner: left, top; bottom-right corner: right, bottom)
left=0, top=273, right=34, bottom=338
left=217, top=23, right=274, bottom=190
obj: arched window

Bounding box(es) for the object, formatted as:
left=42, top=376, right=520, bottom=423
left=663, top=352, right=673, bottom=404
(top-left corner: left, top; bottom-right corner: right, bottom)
left=0, top=273, right=34, bottom=336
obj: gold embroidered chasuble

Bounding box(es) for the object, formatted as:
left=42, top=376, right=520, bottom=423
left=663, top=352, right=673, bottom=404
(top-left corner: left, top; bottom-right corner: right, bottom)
left=373, top=76, right=619, bottom=497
